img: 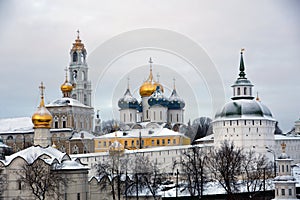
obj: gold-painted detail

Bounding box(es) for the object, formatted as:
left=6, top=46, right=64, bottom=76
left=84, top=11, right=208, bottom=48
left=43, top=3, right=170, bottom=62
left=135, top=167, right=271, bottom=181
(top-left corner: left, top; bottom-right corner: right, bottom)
left=32, top=82, right=53, bottom=129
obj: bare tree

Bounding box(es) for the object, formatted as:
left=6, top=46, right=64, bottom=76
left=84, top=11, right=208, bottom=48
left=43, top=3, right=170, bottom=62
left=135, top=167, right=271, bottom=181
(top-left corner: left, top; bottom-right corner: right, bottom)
left=208, top=140, right=244, bottom=199
left=174, top=145, right=209, bottom=197
left=0, top=168, right=6, bottom=199
left=241, top=150, right=273, bottom=194
left=95, top=154, right=129, bottom=200
left=127, top=154, right=165, bottom=200
left=18, top=159, right=67, bottom=200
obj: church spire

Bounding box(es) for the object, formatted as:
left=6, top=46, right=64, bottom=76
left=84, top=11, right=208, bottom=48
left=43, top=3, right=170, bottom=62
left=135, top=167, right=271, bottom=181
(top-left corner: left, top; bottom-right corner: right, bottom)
left=239, top=49, right=246, bottom=78
left=231, top=49, right=254, bottom=100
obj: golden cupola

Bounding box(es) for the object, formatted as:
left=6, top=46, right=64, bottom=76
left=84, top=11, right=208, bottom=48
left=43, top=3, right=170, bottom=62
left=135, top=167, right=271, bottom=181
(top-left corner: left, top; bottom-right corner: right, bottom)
left=139, top=58, right=164, bottom=97
left=32, top=82, right=53, bottom=129
left=71, top=30, right=86, bottom=52
left=60, top=68, right=73, bottom=97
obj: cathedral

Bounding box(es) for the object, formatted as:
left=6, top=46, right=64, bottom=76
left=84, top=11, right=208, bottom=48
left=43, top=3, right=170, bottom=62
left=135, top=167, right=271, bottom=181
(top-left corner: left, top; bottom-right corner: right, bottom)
left=118, top=58, right=185, bottom=126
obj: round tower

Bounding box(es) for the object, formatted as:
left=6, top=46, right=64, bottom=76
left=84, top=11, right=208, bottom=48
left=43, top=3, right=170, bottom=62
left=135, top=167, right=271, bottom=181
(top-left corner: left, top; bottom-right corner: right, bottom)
left=212, top=50, right=276, bottom=155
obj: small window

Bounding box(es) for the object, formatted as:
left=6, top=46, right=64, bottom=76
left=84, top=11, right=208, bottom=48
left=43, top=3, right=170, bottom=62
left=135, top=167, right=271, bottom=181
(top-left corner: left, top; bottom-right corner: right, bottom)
left=282, top=165, right=284, bottom=172
left=77, top=193, right=80, bottom=200
left=55, top=121, right=59, bottom=128
left=173, top=139, right=176, bottom=144
left=141, top=140, right=144, bottom=147
left=157, top=140, right=160, bottom=145
left=168, top=139, right=170, bottom=144
left=62, top=121, right=66, bottom=128
left=244, top=87, right=247, bottom=95
left=18, top=181, right=22, bottom=190
left=152, top=140, right=154, bottom=145
left=109, top=141, right=111, bottom=146
left=131, top=140, right=134, bottom=147
left=125, top=141, right=128, bottom=147
left=160, top=111, right=162, bottom=120
left=289, top=189, right=292, bottom=196
left=287, top=165, right=289, bottom=172
left=282, top=189, right=285, bottom=196
left=104, top=141, right=106, bottom=147
left=162, top=139, right=165, bottom=145
left=73, top=52, right=78, bottom=62
left=237, top=87, right=240, bottom=95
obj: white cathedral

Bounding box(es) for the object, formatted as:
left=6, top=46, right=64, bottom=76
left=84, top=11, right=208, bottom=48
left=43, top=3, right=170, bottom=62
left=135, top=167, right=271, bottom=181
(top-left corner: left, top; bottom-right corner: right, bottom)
left=118, top=58, right=185, bottom=126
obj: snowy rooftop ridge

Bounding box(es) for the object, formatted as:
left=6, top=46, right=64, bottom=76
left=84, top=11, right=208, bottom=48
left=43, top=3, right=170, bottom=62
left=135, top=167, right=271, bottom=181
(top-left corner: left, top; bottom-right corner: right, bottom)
left=0, top=117, right=33, bottom=133
left=0, top=146, right=89, bottom=170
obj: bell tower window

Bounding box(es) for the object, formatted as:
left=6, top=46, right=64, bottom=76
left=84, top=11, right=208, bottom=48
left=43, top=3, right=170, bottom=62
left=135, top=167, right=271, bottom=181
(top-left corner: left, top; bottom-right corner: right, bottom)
left=237, top=87, right=240, bottom=95
left=244, top=87, right=247, bottom=95
left=73, top=52, right=78, bottom=62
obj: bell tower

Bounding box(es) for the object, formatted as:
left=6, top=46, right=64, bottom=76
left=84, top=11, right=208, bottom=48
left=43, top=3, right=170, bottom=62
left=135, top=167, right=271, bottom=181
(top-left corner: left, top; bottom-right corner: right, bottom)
left=69, top=30, right=92, bottom=107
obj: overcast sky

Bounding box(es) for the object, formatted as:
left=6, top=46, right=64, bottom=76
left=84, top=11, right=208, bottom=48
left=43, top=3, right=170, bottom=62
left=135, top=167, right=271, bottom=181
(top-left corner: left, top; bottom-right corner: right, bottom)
left=0, top=0, right=299, bottom=132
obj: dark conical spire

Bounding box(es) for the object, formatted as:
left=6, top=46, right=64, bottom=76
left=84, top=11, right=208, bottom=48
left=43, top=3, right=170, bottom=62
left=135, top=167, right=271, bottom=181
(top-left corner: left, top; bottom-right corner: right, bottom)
left=239, top=49, right=246, bottom=78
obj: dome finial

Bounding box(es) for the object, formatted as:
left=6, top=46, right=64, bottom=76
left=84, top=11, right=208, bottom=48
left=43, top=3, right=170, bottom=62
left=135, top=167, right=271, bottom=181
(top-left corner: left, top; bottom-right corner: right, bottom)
left=256, top=92, right=260, bottom=101
left=77, top=29, right=80, bottom=39
left=156, top=73, right=160, bottom=83
left=239, top=48, right=246, bottom=78
left=173, top=77, right=176, bottom=90
left=127, top=77, right=130, bottom=89
left=39, top=82, right=45, bottom=107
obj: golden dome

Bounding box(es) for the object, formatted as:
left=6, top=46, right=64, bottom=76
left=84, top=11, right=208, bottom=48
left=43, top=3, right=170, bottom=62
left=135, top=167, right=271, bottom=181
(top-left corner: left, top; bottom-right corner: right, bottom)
left=61, top=80, right=73, bottom=93
left=139, top=81, right=156, bottom=97
left=32, top=82, right=53, bottom=129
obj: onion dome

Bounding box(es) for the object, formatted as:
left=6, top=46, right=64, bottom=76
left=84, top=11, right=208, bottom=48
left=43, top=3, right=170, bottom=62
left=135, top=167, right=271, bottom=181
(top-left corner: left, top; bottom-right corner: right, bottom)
left=60, top=68, right=73, bottom=97
left=168, top=79, right=185, bottom=109
left=32, top=82, right=53, bottom=129
left=214, top=99, right=273, bottom=120
left=71, top=30, right=86, bottom=52
left=139, top=58, right=163, bottom=97
left=148, top=86, right=169, bottom=107
left=118, top=87, right=139, bottom=109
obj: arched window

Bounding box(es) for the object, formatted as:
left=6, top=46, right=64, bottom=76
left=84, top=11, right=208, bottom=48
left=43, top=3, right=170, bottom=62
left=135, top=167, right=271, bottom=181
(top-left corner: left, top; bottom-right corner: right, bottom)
left=82, top=71, right=85, bottom=81
left=170, top=114, right=173, bottom=122
left=153, top=111, right=156, bottom=120
left=177, top=114, right=179, bottom=122
left=146, top=110, right=149, bottom=119
left=160, top=111, right=162, bottom=120
left=72, top=52, right=78, bottom=62
left=130, top=113, right=132, bottom=122
left=124, top=113, right=126, bottom=122
left=244, top=87, right=247, bottom=95
left=237, top=87, right=240, bottom=95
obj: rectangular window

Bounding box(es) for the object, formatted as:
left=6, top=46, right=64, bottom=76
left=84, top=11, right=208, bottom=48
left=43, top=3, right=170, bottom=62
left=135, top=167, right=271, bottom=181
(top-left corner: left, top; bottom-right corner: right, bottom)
left=131, top=140, right=134, bottom=146
left=173, top=139, right=176, bottom=144
left=152, top=140, right=154, bottom=145
left=282, top=165, right=284, bottom=172
left=109, top=141, right=111, bottom=146
left=282, top=189, right=285, bottom=196
left=124, top=141, right=128, bottom=147
left=289, top=189, right=292, bottom=196
left=55, top=121, right=59, bottom=128
left=162, top=139, right=165, bottom=145
left=157, top=140, right=160, bottom=145
left=77, top=193, right=80, bottom=200
left=141, top=140, right=144, bottom=147
left=136, top=140, right=139, bottom=145
left=168, top=139, right=171, bottom=144
left=104, top=141, right=106, bottom=147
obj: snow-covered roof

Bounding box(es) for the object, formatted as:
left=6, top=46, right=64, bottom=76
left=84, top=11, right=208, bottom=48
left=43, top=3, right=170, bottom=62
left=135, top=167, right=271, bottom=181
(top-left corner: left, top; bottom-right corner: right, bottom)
left=0, top=146, right=88, bottom=170
left=0, top=117, right=33, bottom=133
left=214, top=99, right=275, bottom=121
left=275, top=134, right=300, bottom=140
left=47, top=97, right=91, bottom=108
left=70, top=131, right=95, bottom=140
left=95, top=127, right=188, bottom=140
